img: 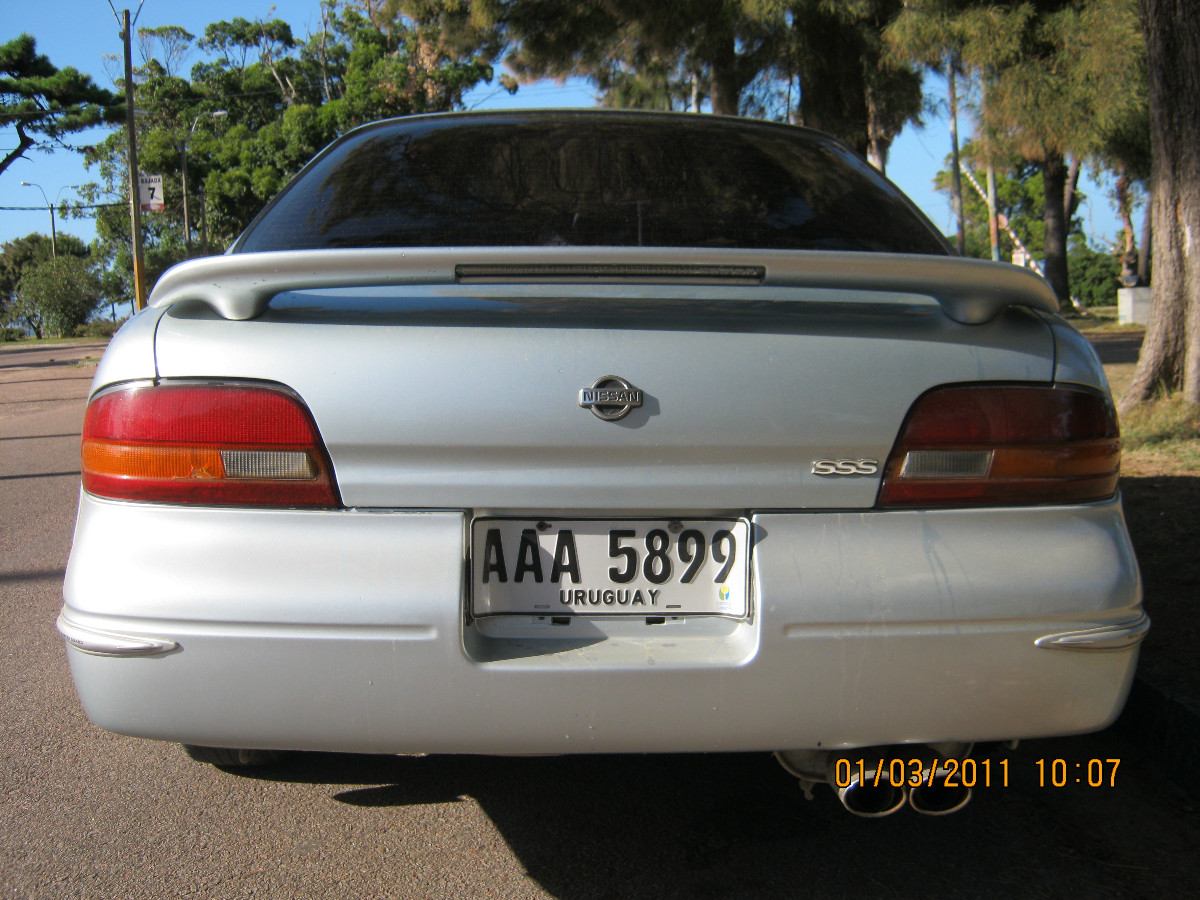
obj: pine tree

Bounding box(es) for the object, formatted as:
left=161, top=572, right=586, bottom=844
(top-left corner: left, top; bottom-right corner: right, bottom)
left=888, top=1, right=1143, bottom=302
left=0, top=35, right=120, bottom=178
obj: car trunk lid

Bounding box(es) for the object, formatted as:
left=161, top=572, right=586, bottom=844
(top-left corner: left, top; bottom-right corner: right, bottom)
left=152, top=280, right=1054, bottom=510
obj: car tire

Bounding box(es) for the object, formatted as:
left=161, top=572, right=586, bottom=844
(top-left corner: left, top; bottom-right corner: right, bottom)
left=182, top=744, right=283, bottom=767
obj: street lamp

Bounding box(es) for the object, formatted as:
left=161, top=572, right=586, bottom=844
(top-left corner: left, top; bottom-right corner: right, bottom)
left=181, top=110, right=227, bottom=256
left=19, top=181, right=80, bottom=257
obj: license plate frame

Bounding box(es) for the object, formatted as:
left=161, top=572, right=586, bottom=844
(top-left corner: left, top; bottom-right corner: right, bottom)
left=470, top=518, right=750, bottom=617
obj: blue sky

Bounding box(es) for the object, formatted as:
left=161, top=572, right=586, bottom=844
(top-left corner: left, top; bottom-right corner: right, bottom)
left=2, top=0, right=1126, bottom=251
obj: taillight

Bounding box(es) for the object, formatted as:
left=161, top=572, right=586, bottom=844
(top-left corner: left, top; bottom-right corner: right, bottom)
left=877, top=384, right=1119, bottom=508
left=82, top=383, right=340, bottom=507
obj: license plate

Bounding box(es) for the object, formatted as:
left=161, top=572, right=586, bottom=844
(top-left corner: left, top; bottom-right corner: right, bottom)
left=471, top=519, right=750, bottom=617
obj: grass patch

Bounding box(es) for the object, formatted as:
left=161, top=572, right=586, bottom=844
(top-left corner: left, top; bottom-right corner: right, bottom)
left=0, top=335, right=111, bottom=351
left=1066, top=305, right=1146, bottom=335
left=1122, top=394, right=1200, bottom=446
left=1107, top=363, right=1200, bottom=476
left=1120, top=396, right=1200, bottom=476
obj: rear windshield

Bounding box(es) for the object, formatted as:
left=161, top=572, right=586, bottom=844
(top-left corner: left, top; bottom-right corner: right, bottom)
left=236, top=113, right=949, bottom=255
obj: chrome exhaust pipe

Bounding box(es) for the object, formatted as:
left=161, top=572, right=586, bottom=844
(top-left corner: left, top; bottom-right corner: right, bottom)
left=908, top=766, right=972, bottom=816
left=837, top=769, right=908, bottom=818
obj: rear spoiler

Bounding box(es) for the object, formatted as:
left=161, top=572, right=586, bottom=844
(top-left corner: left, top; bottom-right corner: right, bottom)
left=147, top=247, right=1058, bottom=325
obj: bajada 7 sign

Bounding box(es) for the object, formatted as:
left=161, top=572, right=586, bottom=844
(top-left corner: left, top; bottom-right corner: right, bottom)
left=138, top=175, right=164, bottom=212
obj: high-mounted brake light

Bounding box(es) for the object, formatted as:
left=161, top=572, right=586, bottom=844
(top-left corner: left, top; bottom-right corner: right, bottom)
left=877, top=384, right=1120, bottom=508
left=82, top=383, right=339, bottom=507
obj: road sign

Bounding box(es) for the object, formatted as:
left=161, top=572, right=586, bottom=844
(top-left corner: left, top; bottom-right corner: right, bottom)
left=138, top=174, right=164, bottom=212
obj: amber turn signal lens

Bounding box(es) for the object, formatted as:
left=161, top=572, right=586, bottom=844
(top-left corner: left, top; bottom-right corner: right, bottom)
left=877, top=384, right=1120, bottom=508
left=82, top=442, right=227, bottom=481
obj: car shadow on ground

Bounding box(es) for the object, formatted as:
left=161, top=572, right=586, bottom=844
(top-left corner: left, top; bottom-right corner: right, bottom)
left=231, top=726, right=1198, bottom=899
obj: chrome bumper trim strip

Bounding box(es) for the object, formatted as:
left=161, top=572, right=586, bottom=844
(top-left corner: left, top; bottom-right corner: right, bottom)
left=56, top=612, right=178, bottom=658
left=1034, top=613, right=1150, bottom=651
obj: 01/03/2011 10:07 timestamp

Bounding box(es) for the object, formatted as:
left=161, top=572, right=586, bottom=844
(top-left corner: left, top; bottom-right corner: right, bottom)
left=834, top=758, right=1122, bottom=790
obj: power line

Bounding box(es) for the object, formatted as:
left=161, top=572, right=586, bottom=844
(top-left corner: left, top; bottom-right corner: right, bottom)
left=0, top=203, right=124, bottom=211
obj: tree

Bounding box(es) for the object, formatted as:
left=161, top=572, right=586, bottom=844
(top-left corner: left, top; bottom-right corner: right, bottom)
left=0, top=232, right=88, bottom=322
left=1069, top=236, right=1122, bottom=308
left=888, top=1, right=1144, bottom=302
left=12, top=255, right=99, bottom=338
left=1089, top=28, right=1151, bottom=285
left=885, top=0, right=984, bottom=255
left=76, top=4, right=500, bottom=288
left=1121, top=0, right=1200, bottom=408
left=480, top=1, right=922, bottom=172
left=482, top=1, right=785, bottom=115
left=138, top=25, right=196, bottom=78
left=334, top=2, right=498, bottom=126
left=933, top=145, right=1059, bottom=261
left=786, top=0, right=923, bottom=173
left=0, top=34, right=120, bottom=178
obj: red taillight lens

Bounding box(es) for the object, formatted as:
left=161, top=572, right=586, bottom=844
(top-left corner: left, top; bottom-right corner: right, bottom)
left=82, top=383, right=339, bottom=507
left=878, top=384, right=1120, bottom=508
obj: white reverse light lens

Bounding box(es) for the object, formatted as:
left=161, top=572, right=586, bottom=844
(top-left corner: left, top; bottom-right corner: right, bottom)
left=219, top=450, right=316, bottom=480
left=899, top=450, right=994, bottom=479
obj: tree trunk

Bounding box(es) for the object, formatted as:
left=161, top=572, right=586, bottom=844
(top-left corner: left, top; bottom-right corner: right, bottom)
left=947, top=64, right=965, bottom=255
left=864, top=85, right=888, bottom=174
left=709, top=54, right=741, bottom=116
left=318, top=3, right=334, bottom=103
left=1115, top=167, right=1138, bottom=281
left=1137, top=188, right=1152, bottom=284
left=0, top=123, right=34, bottom=179
left=1041, top=153, right=1071, bottom=305
left=1064, top=155, right=1082, bottom=222
left=1123, top=0, right=1200, bottom=409
left=986, top=162, right=1001, bottom=261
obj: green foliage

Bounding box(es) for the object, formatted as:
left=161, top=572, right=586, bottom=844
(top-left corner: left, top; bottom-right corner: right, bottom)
left=781, top=0, right=923, bottom=167
left=888, top=0, right=1143, bottom=162
left=13, top=255, right=100, bottom=338
left=483, top=1, right=785, bottom=115
left=55, top=0, right=1150, bottom=312
left=1068, top=236, right=1121, bottom=308
left=480, top=1, right=922, bottom=167
left=936, top=148, right=1122, bottom=306
left=75, top=3, right=499, bottom=297
left=74, top=317, right=126, bottom=339
left=0, top=34, right=121, bottom=177
left=888, top=0, right=1145, bottom=302
left=0, top=231, right=89, bottom=321
left=933, top=143, right=1054, bottom=259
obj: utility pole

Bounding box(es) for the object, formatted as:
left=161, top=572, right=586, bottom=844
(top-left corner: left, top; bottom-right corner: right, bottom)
left=199, top=185, right=209, bottom=254
left=947, top=60, right=966, bottom=257
left=112, top=3, right=147, bottom=310
left=181, top=140, right=191, bottom=255
left=20, top=182, right=81, bottom=259
left=986, top=164, right=1001, bottom=262
left=19, top=181, right=57, bottom=257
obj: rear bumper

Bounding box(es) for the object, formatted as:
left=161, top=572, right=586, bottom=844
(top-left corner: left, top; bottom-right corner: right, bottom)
left=61, top=493, right=1144, bottom=754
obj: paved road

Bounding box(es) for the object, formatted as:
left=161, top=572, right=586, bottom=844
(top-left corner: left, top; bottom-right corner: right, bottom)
left=1087, top=333, right=1144, bottom=365
left=2, top=341, right=1198, bottom=899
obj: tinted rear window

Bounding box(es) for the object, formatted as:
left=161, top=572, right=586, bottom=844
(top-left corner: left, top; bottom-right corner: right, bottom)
left=236, top=113, right=949, bottom=255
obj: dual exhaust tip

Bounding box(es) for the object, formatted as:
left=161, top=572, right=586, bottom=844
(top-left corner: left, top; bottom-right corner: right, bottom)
left=838, top=765, right=972, bottom=818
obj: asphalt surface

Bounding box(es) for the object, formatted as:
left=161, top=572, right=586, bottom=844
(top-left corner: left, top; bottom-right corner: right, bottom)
left=2, top=340, right=1199, bottom=899
left=1086, top=333, right=1144, bottom=365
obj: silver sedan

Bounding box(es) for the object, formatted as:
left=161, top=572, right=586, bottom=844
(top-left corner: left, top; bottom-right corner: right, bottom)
left=58, top=110, right=1144, bottom=816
